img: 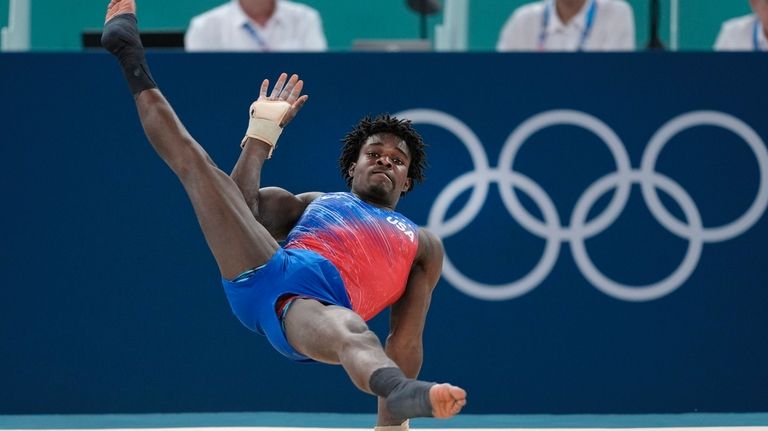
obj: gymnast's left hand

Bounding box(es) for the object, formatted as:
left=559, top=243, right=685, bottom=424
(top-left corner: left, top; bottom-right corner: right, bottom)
left=259, top=72, right=309, bottom=128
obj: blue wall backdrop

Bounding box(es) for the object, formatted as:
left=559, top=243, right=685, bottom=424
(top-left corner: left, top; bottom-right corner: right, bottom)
left=0, top=52, right=766, bottom=415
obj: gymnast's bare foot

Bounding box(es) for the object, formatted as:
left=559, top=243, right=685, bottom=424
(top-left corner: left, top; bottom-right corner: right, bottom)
left=105, top=0, right=135, bottom=23
left=430, top=383, right=467, bottom=418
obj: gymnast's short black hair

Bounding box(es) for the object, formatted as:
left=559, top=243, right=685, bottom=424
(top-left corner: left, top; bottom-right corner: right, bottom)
left=339, top=114, right=427, bottom=194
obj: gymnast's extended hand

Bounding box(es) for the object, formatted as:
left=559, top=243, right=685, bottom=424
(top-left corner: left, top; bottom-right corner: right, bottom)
left=241, top=73, right=309, bottom=158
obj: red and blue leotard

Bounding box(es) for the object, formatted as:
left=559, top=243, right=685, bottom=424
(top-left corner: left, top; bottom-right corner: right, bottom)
left=285, top=192, right=420, bottom=320
left=221, top=191, right=420, bottom=362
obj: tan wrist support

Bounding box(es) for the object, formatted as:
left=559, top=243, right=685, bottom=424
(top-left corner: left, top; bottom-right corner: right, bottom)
left=241, top=99, right=292, bottom=158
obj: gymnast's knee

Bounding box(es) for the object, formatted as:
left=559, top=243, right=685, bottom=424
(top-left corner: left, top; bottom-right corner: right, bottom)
left=338, top=314, right=380, bottom=352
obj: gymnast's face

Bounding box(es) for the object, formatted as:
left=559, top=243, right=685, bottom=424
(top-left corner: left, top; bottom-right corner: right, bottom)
left=348, top=133, right=413, bottom=207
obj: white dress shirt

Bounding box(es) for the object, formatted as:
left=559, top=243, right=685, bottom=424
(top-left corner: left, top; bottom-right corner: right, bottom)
left=185, top=0, right=327, bottom=52
left=497, top=0, right=635, bottom=52
left=714, top=14, right=767, bottom=51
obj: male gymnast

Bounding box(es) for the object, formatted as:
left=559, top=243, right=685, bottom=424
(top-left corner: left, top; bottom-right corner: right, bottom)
left=101, top=0, right=467, bottom=426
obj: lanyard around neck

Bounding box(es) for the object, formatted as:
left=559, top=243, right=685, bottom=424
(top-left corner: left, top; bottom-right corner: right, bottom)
left=754, top=18, right=765, bottom=51
left=538, top=0, right=598, bottom=51
left=242, top=22, right=270, bottom=51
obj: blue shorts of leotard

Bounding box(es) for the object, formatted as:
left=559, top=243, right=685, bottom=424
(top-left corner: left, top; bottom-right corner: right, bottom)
left=221, top=248, right=352, bottom=362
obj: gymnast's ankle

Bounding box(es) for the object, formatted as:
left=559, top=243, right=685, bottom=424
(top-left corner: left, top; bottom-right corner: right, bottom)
left=369, top=367, right=434, bottom=420
left=102, top=13, right=157, bottom=95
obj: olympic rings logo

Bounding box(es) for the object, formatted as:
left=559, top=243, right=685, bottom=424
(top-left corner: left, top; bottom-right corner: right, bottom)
left=395, top=109, right=768, bottom=302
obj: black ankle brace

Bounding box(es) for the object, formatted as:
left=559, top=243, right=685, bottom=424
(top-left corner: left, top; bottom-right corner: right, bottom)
left=101, top=13, right=157, bottom=95
left=369, top=367, right=435, bottom=420
left=369, top=367, right=406, bottom=397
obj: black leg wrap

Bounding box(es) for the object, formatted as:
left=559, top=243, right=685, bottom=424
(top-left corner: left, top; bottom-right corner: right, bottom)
left=369, top=367, right=435, bottom=421
left=369, top=367, right=407, bottom=398
left=101, top=13, right=157, bottom=95
left=386, top=379, right=435, bottom=420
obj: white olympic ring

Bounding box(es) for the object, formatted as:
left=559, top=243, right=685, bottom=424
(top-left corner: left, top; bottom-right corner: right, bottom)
left=396, top=109, right=768, bottom=302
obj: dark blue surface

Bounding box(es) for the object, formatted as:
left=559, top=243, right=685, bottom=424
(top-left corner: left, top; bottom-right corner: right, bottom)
left=0, top=52, right=766, bottom=414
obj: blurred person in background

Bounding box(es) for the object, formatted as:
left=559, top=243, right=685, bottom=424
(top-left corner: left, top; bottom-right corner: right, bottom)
left=185, top=0, right=327, bottom=51
left=715, top=0, right=768, bottom=51
left=497, top=0, right=635, bottom=51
